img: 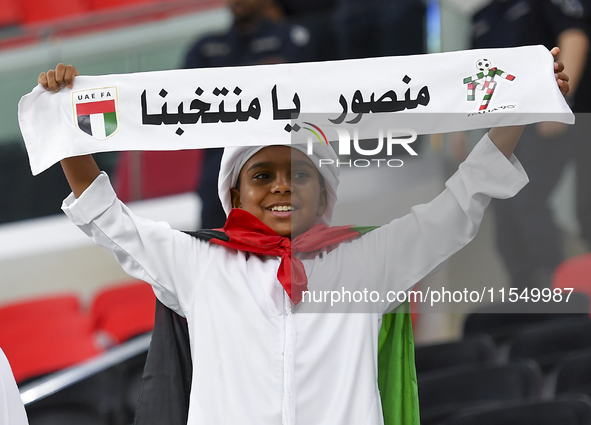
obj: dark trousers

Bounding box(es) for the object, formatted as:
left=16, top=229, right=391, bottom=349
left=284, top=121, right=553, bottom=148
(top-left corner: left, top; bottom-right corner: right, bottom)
left=492, top=124, right=573, bottom=290
left=573, top=114, right=591, bottom=248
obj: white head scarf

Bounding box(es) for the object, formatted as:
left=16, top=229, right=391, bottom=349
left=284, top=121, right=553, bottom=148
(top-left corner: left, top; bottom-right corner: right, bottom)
left=218, top=142, right=339, bottom=226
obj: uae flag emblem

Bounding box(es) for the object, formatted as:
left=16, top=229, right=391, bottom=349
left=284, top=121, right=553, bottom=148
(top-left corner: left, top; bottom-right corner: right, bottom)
left=73, top=87, right=119, bottom=140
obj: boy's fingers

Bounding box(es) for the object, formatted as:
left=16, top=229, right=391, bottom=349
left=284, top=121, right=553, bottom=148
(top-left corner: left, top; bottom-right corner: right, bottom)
left=38, top=64, right=78, bottom=92
left=550, top=46, right=560, bottom=58
left=55, top=63, right=67, bottom=87
left=557, top=76, right=570, bottom=96
left=556, top=71, right=569, bottom=82
left=554, top=61, right=565, bottom=73
left=46, top=69, right=60, bottom=92
left=38, top=72, right=49, bottom=90
left=64, top=65, right=79, bottom=88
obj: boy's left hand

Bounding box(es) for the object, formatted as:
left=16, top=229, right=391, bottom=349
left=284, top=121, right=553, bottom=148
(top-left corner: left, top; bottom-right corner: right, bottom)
left=536, top=47, right=570, bottom=138
left=39, top=63, right=79, bottom=93
left=551, top=47, right=570, bottom=97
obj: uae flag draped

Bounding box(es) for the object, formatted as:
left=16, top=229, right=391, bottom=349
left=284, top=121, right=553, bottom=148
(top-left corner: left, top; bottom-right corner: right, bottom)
left=75, top=99, right=117, bottom=140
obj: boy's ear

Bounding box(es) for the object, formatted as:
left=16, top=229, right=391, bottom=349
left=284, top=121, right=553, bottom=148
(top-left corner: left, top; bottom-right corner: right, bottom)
left=316, top=187, right=327, bottom=217
left=230, top=188, right=242, bottom=209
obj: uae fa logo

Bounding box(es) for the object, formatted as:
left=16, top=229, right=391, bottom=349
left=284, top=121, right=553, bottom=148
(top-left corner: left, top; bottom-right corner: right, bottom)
left=72, top=87, right=120, bottom=140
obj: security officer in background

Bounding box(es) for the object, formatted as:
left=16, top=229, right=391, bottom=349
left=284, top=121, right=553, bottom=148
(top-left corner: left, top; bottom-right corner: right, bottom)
left=472, top=0, right=591, bottom=290
left=184, top=0, right=313, bottom=229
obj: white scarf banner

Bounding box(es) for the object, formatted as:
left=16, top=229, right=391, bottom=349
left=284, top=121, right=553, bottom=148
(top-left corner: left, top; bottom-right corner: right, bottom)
left=19, top=45, right=573, bottom=175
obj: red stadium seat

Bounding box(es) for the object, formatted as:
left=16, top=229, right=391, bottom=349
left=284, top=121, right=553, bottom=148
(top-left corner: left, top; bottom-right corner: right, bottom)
left=0, top=0, right=22, bottom=27
left=91, top=280, right=156, bottom=343
left=552, top=253, right=591, bottom=315
left=89, top=0, right=159, bottom=11
left=3, top=332, right=101, bottom=383
left=0, top=293, right=81, bottom=323
left=0, top=294, right=102, bottom=383
left=114, top=150, right=204, bottom=202
left=20, top=0, right=89, bottom=24
left=0, top=312, right=100, bottom=383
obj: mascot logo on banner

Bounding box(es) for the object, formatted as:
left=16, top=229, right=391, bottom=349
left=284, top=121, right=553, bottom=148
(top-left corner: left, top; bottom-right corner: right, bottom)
left=72, top=87, right=120, bottom=140
left=463, top=59, right=516, bottom=111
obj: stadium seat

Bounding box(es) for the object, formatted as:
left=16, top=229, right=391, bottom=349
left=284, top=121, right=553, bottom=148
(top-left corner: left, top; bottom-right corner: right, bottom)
left=463, top=292, right=589, bottom=343
left=415, top=334, right=497, bottom=375
left=443, top=395, right=591, bottom=425
left=508, top=318, right=591, bottom=370
left=114, top=150, right=204, bottom=202
left=0, top=0, right=21, bottom=27
left=20, top=0, right=88, bottom=24
left=89, top=0, right=160, bottom=12
left=0, top=311, right=93, bottom=346
left=0, top=294, right=100, bottom=383
left=0, top=293, right=81, bottom=323
left=25, top=364, right=127, bottom=425
left=1, top=314, right=100, bottom=383
left=554, top=350, right=591, bottom=398
left=26, top=403, right=109, bottom=425
left=418, top=360, right=542, bottom=425
left=553, top=254, right=591, bottom=315
left=91, top=280, right=156, bottom=344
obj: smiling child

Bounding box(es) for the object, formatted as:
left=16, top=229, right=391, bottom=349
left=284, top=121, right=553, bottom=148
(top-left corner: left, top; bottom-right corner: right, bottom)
left=37, top=52, right=569, bottom=425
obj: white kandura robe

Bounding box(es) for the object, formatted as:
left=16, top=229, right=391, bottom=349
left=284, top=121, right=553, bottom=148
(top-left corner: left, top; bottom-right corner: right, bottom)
left=0, top=348, right=29, bottom=425
left=62, top=134, right=528, bottom=425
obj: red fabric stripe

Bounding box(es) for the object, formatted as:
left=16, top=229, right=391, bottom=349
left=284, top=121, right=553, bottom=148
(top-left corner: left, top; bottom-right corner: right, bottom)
left=506, top=75, right=515, bottom=81
left=76, top=100, right=115, bottom=116
left=209, top=209, right=361, bottom=304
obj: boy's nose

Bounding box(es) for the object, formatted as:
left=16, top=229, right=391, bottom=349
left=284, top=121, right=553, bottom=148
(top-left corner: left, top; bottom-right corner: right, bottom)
left=272, top=174, right=291, bottom=193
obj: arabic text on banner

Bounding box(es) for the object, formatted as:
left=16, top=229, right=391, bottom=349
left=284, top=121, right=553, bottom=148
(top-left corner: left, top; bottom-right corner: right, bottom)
left=18, top=45, right=573, bottom=175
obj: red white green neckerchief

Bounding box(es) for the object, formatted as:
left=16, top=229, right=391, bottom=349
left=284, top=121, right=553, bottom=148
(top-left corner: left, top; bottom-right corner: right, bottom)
left=202, top=208, right=377, bottom=304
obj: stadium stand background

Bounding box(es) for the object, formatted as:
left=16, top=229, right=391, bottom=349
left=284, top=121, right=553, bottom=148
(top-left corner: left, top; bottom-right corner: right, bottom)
left=2, top=1, right=591, bottom=424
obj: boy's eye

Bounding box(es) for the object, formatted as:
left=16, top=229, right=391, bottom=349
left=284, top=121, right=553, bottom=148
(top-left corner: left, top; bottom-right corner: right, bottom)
left=293, top=171, right=310, bottom=179
left=253, top=172, right=270, bottom=180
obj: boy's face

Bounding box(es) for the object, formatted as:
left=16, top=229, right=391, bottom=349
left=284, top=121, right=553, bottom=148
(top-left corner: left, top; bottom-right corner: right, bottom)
left=230, top=146, right=327, bottom=239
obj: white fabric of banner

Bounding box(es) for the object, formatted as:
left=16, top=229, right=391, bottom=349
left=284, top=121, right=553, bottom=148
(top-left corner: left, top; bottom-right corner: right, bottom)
left=18, top=45, right=573, bottom=175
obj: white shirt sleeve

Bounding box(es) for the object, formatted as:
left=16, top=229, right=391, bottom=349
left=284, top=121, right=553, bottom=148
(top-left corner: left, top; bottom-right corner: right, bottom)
left=353, top=132, right=529, bottom=312
left=0, top=348, right=29, bottom=425
left=61, top=172, right=207, bottom=316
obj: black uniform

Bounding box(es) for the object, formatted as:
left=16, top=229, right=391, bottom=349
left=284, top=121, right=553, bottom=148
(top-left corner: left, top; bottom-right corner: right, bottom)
left=185, top=19, right=313, bottom=229
left=472, top=0, right=591, bottom=289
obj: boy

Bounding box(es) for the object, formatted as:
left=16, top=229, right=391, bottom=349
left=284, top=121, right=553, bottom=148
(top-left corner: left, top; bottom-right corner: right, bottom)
left=39, top=51, right=568, bottom=425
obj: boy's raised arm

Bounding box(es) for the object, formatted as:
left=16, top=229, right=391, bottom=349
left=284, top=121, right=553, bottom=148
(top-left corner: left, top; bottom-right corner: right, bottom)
left=39, top=64, right=101, bottom=198
left=488, top=47, right=570, bottom=159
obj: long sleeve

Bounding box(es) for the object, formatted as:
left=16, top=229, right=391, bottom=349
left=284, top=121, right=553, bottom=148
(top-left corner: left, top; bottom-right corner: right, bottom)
left=61, top=173, right=207, bottom=316
left=376, top=132, right=527, bottom=307
left=310, top=132, right=529, bottom=314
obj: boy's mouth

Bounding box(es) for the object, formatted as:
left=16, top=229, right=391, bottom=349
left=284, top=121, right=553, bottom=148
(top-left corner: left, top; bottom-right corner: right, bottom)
left=267, top=203, right=295, bottom=218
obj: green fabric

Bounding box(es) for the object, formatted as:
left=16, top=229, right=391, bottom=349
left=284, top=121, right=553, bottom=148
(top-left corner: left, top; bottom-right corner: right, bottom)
left=352, top=225, right=420, bottom=425
left=103, top=112, right=118, bottom=137
left=351, top=225, right=380, bottom=236
left=378, top=301, right=421, bottom=425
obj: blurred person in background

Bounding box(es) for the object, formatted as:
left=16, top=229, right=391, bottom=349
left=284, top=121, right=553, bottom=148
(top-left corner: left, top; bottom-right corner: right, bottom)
left=471, top=0, right=591, bottom=290
left=333, top=0, right=425, bottom=60
left=1, top=347, right=28, bottom=425
left=184, top=0, right=313, bottom=229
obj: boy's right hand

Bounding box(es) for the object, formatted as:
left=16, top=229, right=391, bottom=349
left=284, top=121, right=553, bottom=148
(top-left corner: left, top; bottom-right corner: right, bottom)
left=38, top=64, right=79, bottom=92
